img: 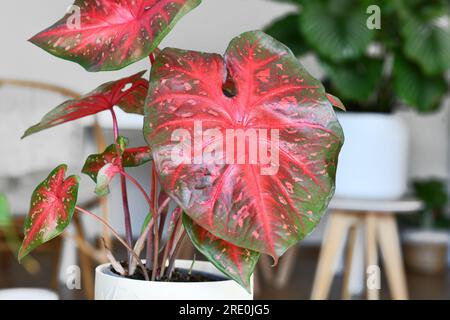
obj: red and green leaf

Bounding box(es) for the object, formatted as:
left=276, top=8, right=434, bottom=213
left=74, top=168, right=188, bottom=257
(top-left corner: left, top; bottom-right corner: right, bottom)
left=82, top=136, right=128, bottom=181
left=29, top=0, right=202, bottom=71
left=122, top=146, right=152, bottom=167
left=95, top=163, right=122, bottom=196
left=19, top=165, right=79, bottom=260
left=144, top=31, right=344, bottom=261
left=183, top=214, right=259, bottom=291
left=22, top=71, right=148, bottom=138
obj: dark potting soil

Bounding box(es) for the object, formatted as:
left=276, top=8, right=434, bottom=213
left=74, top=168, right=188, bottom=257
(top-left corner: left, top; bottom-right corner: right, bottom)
left=110, top=262, right=226, bottom=282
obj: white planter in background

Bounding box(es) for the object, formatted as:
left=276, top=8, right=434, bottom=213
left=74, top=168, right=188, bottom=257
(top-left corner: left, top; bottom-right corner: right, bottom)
left=335, top=113, right=410, bottom=200
left=95, top=260, right=253, bottom=300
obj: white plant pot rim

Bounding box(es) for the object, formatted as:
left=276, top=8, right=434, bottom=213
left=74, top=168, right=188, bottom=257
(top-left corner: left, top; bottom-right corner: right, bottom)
left=95, top=259, right=253, bottom=300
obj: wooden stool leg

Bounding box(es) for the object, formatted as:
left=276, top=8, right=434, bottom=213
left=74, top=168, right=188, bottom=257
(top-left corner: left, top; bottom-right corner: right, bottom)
left=365, top=213, right=379, bottom=300
left=311, top=211, right=355, bottom=300
left=377, top=214, right=408, bottom=300
left=274, top=245, right=299, bottom=288
left=341, top=224, right=357, bottom=299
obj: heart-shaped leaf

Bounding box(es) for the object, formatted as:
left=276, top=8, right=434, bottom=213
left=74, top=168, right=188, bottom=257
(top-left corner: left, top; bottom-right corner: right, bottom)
left=183, top=214, right=259, bottom=292
left=22, top=71, right=148, bottom=138
left=19, top=165, right=79, bottom=260
left=402, top=12, right=450, bottom=76
left=144, top=31, right=344, bottom=260
left=30, top=0, right=202, bottom=71
left=299, top=0, right=374, bottom=62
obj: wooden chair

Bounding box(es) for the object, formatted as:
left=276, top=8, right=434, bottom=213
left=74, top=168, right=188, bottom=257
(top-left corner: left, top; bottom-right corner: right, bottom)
left=0, top=79, right=111, bottom=299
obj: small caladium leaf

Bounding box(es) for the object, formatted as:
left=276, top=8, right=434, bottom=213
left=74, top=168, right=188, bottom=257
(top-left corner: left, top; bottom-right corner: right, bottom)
left=183, top=214, right=259, bottom=292
left=122, top=147, right=152, bottom=167
left=19, top=165, right=79, bottom=261
left=82, top=136, right=128, bottom=182
left=29, top=0, right=202, bottom=71
left=95, top=163, right=121, bottom=196
left=144, top=31, right=344, bottom=261
left=22, top=71, right=148, bottom=138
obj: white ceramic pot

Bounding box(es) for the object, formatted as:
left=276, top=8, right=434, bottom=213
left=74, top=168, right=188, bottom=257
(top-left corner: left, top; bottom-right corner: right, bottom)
left=95, top=259, right=253, bottom=300
left=335, top=113, right=410, bottom=200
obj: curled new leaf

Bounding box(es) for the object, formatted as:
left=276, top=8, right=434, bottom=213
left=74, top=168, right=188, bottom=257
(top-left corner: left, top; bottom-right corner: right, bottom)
left=19, top=165, right=79, bottom=260
left=82, top=137, right=130, bottom=196
left=95, top=163, right=121, bottom=196
left=144, top=31, right=344, bottom=261
left=29, top=0, right=202, bottom=71
left=22, top=71, right=148, bottom=138
left=183, top=214, right=259, bottom=292
left=82, top=136, right=128, bottom=181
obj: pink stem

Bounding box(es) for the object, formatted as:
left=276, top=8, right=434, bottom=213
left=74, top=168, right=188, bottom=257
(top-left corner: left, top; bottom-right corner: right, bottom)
left=110, top=109, right=119, bottom=140
left=149, top=52, right=156, bottom=65
left=110, top=108, right=133, bottom=265
left=75, top=206, right=149, bottom=281
left=120, top=170, right=152, bottom=207
left=151, top=165, right=160, bottom=281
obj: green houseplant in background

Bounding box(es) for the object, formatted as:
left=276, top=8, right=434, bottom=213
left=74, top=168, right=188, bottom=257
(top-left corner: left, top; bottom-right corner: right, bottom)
left=0, top=194, right=39, bottom=275
left=402, top=180, right=450, bottom=275
left=265, top=0, right=450, bottom=200
left=16, top=0, right=344, bottom=299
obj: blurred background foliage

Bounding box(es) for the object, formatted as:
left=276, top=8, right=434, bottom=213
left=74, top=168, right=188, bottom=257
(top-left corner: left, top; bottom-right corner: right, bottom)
left=264, top=0, right=450, bottom=113
left=0, top=194, right=39, bottom=273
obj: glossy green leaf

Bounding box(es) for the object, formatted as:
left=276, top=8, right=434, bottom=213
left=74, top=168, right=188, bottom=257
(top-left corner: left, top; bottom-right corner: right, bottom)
left=264, top=13, right=308, bottom=57
left=402, top=14, right=450, bottom=75
left=322, top=57, right=384, bottom=102
left=393, top=55, right=447, bottom=112
left=299, top=0, right=374, bottom=62
left=183, top=214, right=259, bottom=292
left=18, top=165, right=79, bottom=261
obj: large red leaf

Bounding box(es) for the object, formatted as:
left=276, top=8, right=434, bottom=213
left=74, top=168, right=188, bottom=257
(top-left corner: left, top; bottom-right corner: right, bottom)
left=144, top=31, right=344, bottom=260
left=19, top=165, right=79, bottom=260
left=29, top=0, right=202, bottom=71
left=183, top=214, right=259, bottom=291
left=22, top=71, right=148, bottom=138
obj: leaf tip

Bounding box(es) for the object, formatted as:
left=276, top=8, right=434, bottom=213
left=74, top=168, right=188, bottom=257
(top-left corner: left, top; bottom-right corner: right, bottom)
left=327, top=93, right=346, bottom=111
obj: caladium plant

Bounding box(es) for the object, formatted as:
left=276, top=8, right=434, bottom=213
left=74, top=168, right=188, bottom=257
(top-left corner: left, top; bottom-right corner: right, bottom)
left=18, top=0, right=344, bottom=294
